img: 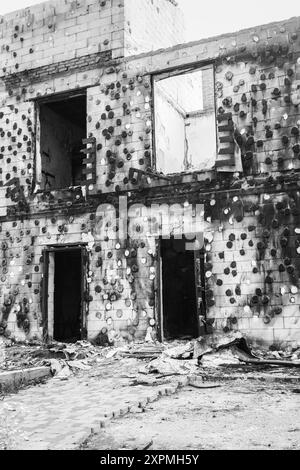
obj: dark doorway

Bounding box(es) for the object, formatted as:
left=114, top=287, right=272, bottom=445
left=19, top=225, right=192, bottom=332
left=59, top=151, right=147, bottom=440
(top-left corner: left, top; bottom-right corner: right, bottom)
left=161, top=238, right=199, bottom=340
left=54, top=249, right=82, bottom=342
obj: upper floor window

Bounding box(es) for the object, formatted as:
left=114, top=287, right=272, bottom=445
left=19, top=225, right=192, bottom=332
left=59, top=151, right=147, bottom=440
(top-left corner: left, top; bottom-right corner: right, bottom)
left=153, top=64, right=216, bottom=174
left=36, top=91, right=87, bottom=191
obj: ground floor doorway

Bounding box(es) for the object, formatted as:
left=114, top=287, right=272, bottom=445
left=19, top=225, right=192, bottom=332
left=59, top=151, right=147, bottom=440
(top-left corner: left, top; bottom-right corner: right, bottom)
left=160, top=238, right=205, bottom=340
left=54, top=249, right=82, bottom=342
left=42, top=244, right=87, bottom=343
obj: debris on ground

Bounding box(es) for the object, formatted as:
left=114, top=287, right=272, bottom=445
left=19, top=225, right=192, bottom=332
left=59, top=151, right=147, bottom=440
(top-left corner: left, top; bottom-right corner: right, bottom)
left=0, top=339, right=110, bottom=377
left=118, top=342, right=165, bottom=360
left=1, top=332, right=300, bottom=386
left=188, top=376, right=222, bottom=389
left=254, top=347, right=300, bottom=362
left=194, top=333, right=300, bottom=368
left=139, top=354, right=199, bottom=376
left=46, top=340, right=104, bottom=361
left=188, top=382, right=222, bottom=389
left=193, top=331, right=245, bottom=359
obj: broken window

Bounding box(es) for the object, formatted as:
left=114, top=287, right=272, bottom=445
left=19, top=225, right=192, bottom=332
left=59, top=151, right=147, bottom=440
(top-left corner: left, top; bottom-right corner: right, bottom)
left=154, top=65, right=216, bottom=174
left=37, top=91, right=87, bottom=190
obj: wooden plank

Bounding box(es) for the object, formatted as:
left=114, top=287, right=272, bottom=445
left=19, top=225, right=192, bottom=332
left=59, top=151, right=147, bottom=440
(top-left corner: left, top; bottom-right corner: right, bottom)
left=80, top=146, right=96, bottom=155
left=215, top=157, right=236, bottom=167
left=218, top=124, right=234, bottom=132
left=82, top=177, right=97, bottom=185
left=4, top=177, right=19, bottom=187
left=217, top=112, right=232, bottom=123
left=219, top=135, right=234, bottom=143
left=82, top=156, right=96, bottom=164
left=82, top=167, right=96, bottom=175
left=218, top=146, right=235, bottom=155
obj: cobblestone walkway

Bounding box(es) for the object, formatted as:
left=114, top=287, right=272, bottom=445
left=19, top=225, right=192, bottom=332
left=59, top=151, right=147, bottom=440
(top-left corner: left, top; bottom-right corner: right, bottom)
left=0, top=359, right=186, bottom=450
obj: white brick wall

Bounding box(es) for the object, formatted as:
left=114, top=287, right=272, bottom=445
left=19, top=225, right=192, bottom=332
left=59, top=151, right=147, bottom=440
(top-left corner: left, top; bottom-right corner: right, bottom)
left=0, top=0, right=125, bottom=75
left=124, top=0, right=186, bottom=56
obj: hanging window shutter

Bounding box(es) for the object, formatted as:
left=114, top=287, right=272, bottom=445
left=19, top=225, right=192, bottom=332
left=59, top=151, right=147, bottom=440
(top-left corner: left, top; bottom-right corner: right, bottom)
left=81, top=137, right=97, bottom=186
left=215, top=112, right=242, bottom=172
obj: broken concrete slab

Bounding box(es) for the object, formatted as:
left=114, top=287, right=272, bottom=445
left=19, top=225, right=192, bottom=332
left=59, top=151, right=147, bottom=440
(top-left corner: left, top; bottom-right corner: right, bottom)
left=195, top=333, right=300, bottom=368
left=0, top=366, right=51, bottom=392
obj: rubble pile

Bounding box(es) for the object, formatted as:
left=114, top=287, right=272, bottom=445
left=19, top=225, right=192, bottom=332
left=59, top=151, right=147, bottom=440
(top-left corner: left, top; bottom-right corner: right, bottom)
left=117, top=342, right=165, bottom=359
left=253, top=347, right=300, bottom=362
left=1, top=333, right=300, bottom=385
left=0, top=340, right=109, bottom=374
left=193, top=332, right=300, bottom=368
left=0, top=339, right=45, bottom=372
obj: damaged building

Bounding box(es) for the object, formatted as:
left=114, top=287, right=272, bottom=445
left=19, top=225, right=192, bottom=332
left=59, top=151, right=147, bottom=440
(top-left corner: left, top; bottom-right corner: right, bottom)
left=0, top=0, right=300, bottom=349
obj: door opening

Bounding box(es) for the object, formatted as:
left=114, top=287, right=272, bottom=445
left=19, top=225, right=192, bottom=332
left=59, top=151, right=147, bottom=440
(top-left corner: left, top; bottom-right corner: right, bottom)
left=54, top=249, right=82, bottom=342
left=160, top=238, right=199, bottom=340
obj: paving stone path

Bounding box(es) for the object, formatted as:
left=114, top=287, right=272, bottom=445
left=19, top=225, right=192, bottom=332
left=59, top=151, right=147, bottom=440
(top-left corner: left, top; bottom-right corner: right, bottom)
left=0, top=359, right=186, bottom=450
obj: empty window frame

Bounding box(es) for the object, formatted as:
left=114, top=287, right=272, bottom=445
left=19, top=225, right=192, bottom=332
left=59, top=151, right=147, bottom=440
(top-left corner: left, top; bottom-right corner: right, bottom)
left=36, top=91, right=87, bottom=191
left=153, top=65, right=216, bottom=174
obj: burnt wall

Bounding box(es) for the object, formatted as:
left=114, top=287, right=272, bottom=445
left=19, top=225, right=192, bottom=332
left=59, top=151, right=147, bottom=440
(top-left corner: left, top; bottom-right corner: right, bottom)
left=0, top=13, right=300, bottom=347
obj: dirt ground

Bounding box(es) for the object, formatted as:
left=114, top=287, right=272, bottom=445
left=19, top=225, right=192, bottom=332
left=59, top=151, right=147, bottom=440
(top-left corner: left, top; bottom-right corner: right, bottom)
left=81, top=379, right=300, bottom=450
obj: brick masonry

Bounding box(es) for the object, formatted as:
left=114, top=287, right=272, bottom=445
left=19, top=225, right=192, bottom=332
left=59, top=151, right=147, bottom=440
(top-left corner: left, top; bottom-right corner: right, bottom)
left=124, top=0, right=185, bottom=56
left=0, top=1, right=300, bottom=348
